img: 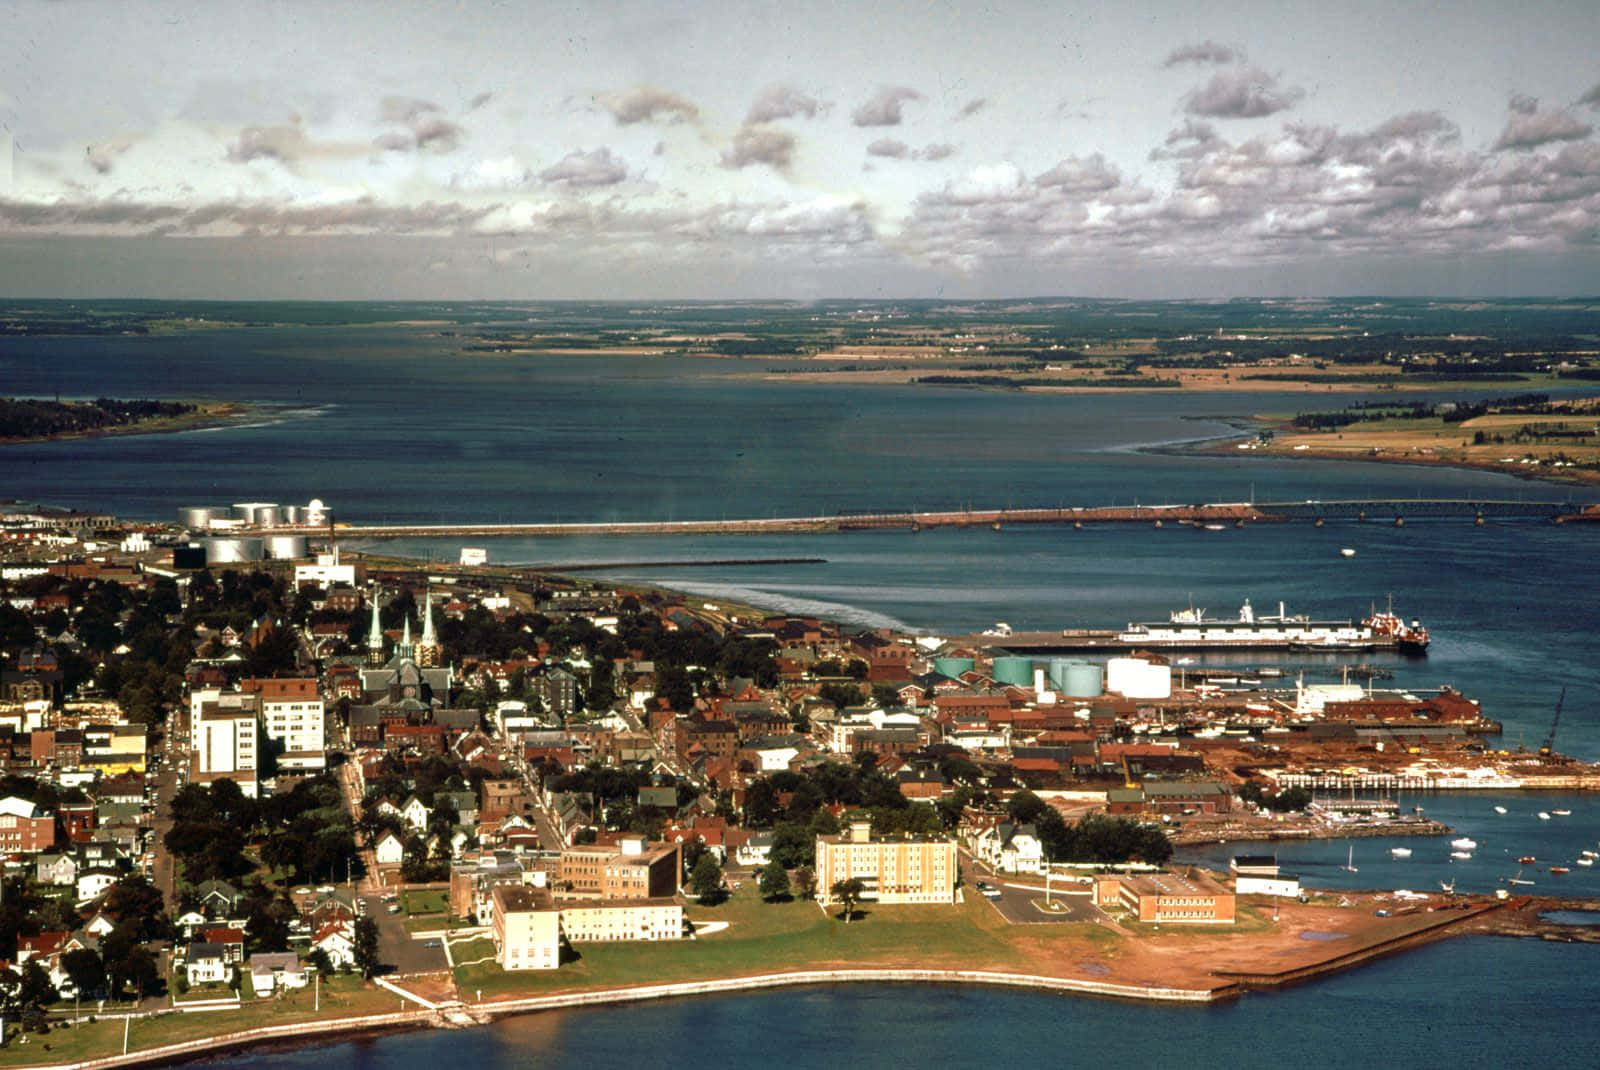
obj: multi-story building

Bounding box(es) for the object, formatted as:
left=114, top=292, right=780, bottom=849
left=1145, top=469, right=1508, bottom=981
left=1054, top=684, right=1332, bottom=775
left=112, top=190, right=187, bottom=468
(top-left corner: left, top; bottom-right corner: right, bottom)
left=490, top=882, right=561, bottom=971
left=814, top=821, right=957, bottom=907
left=191, top=690, right=259, bottom=796
left=558, top=898, right=683, bottom=942
left=557, top=837, right=681, bottom=900
left=0, top=796, right=56, bottom=853
left=242, top=677, right=326, bottom=756
left=1092, top=871, right=1237, bottom=925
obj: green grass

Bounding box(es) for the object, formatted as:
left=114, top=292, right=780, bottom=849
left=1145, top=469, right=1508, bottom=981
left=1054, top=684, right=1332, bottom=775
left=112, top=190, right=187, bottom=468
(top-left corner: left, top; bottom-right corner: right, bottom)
left=0, top=976, right=394, bottom=1068
left=402, top=889, right=449, bottom=915
left=452, top=885, right=1096, bottom=1001
left=404, top=914, right=469, bottom=934
left=449, top=937, right=496, bottom=965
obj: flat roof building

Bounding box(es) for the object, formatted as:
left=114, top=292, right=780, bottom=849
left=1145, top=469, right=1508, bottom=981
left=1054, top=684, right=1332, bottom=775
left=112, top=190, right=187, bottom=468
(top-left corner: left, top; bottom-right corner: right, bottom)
left=814, top=820, right=957, bottom=907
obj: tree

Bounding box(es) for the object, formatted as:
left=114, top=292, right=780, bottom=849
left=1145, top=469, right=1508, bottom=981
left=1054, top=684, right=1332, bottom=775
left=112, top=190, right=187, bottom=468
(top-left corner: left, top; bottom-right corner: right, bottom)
left=793, top=866, right=817, bottom=900
left=758, top=859, right=790, bottom=902
left=61, top=948, right=106, bottom=998
left=769, top=822, right=814, bottom=869
left=353, top=916, right=381, bottom=979
left=305, top=948, right=335, bottom=978
left=690, top=852, right=724, bottom=904
left=830, top=877, right=865, bottom=922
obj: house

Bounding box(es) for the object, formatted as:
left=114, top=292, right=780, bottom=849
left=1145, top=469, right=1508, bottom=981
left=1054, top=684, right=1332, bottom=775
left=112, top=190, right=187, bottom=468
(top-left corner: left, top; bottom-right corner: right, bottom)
left=734, top=831, right=773, bottom=868
left=201, top=927, right=247, bottom=965
left=374, top=829, right=406, bottom=867
left=184, top=942, right=231, bottom=985
left=997, top=823, right=1044, bottom=875
left=35, top=851, right=78, bottom=887
left=248, top=952, right=309, bottom=996
left=400, top=794, right=431, bottom=832
left=312, top=921, right=356, bottom=970
left=195, top=879, right=242, bottom=918
left=76, top=867, right=121, bottom=904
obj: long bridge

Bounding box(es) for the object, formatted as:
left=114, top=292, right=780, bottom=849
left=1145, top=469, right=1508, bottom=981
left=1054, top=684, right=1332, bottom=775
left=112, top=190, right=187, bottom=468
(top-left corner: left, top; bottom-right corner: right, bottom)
left=256, top=498, right=1600, bottom=540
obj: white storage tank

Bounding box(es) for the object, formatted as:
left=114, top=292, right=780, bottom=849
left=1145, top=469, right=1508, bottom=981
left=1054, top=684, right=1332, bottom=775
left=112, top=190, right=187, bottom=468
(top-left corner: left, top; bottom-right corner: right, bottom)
left=1106, top=656, right=1172, bottom=699
left=178, top=506, right=225, bottom=530
left=304, top=498, right=328, bottom=526
left=199, top=536, right=265, bottom=563
left=265, top=535, right=308, bottom=560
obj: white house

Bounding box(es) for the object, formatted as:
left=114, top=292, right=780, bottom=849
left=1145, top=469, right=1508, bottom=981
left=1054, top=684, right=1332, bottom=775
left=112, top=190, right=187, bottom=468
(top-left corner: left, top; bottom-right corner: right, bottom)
left=75, top=868, right=120, bottom=904
left=374, top=830, right=406, bottom=866
left=248, top=952, right=309, bottom=996
left=1236, top=873, right=1302, bottom=898
left=734, top=832, right=774, bottom=868
left=999, top=824, right=1044, bottom=875
left=400, top=795, right=431, bottom=832
left=313, top=922, right=356, bottom=970
left=184, top=943, right=230, bottom=986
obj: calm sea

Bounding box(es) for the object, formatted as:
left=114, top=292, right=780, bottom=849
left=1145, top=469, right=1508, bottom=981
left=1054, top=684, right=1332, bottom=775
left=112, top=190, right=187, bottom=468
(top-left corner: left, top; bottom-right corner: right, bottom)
left=4, top=308, right=1599, bottom=1065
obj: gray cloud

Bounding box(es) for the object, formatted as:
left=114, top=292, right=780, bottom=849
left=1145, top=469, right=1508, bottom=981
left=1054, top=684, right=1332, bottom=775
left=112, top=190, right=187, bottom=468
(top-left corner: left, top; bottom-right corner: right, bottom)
left=868, top=139, right=957, bottom=162
left=1509, top=92, right=1539, bottom=116
left=1162, top=40, right=1239, bottom=68
left=539, top=147, right=629, bottom=187
left=468, top=92, right=494, bottom=112
left=85, top=142, right=131, bottom=175
left=227, top=122, right=311, bottom=164
left=1582, top=82, right=1600, bottom=110
left=1036, top=153, right=1122, bottom=194
left=852, top=86, right=924, bottom=127
left=956, top=97, right=987, bottom=120
left=720, top=125, right=796, bottom=170
left=746, top=85, right=825, bottom=123
left=1494, top=108, right=1593, bottom=151
left=604, top=86, right=700, bottom=125
left=373, top=133, right=414, bottom=153
left=1184, top=66, right=1305, bottom=118
left=380, top=97, right=440, bottom=124
left=412, top=117, right=464, bottom=153
left=1148, top=119, right=1223, bottom=161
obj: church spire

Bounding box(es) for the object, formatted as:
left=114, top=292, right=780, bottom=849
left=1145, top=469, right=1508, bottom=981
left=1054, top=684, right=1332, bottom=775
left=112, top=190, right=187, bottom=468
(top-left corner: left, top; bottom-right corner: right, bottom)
left=365, top=587, right=385, bottom=668
left=417, top=587, right=439, bottom=668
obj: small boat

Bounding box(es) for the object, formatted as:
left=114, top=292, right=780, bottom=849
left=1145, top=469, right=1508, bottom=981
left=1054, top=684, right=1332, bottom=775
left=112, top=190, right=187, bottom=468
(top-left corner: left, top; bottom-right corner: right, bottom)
left=1495, top=888, right=1510, bottom=900
left=1390, top=846, right=1412, bottom=859
left=1450, top=837, right=1478, bottom=850
left=1538, top=812, right=1551, bottom=821
left=1519, top=856, right=1537, bottom=864
left=1440, top=879, right=1456, bottom=894
left=1493, top=806, right=1507, bottom=815
left=1553, top=809, right=1572, bottom=817
left=1202, top=523, right=1226, bottom=531
left=1257, top=667, right=1283, bottom=678
left=1578, top=858, right=1594, bottom=867
left=1341, top=845, right=1358, bottom=873
left=1509, top=878, right=1536, bottom=886
left=1550, top=866, right=1570, bottom=875
left=1340, top=548, right=1356, bottom=557
left=1581, top=850, right=1597, bottom=858
left=1451, top=851, right=1473, bottom=861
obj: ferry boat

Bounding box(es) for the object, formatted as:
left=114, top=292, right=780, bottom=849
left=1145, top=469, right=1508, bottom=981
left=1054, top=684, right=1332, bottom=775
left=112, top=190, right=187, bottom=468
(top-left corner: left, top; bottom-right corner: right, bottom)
left=1117, top=598, right=1429, bottom=653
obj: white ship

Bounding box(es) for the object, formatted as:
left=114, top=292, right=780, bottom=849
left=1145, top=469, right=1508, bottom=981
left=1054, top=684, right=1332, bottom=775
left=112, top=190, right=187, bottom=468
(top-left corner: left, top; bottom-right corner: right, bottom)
left=1118, top=598, right=1426, bottom=652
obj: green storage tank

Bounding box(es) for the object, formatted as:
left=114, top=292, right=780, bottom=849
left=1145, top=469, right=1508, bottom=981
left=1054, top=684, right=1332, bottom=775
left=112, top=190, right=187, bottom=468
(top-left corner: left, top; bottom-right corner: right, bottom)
left=1052, top=659, right=1102, bottom=697
left=991, top=655, right=1034, bottom=687
left=933, top=656, right=976, bottom=680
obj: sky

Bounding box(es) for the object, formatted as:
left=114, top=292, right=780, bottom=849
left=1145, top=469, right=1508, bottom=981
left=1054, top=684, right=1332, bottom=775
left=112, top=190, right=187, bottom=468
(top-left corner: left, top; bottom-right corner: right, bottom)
left=1, top=0, right=1598, bottom=300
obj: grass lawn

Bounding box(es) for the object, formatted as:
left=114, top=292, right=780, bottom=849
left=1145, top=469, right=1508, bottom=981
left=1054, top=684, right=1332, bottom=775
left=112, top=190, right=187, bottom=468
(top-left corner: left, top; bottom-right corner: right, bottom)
left=449, top=937, right=497, bottom=965
left=453, top=885, right=1119, bottom=1002
left=402, top=889, right=449, bottom=915
left=0, top=976, right=397, bottom=1068
left=404, top=915, right=469, bottom=934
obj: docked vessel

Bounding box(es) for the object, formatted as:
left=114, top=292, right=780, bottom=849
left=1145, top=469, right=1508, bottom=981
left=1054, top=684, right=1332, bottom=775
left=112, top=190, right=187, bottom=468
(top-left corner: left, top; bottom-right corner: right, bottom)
left=1115, top=597, right=1429, bottom=654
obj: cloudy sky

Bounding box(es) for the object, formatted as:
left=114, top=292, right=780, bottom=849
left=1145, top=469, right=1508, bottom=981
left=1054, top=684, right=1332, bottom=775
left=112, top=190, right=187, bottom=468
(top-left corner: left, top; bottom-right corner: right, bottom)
left=2, top=0, right=1598, bottom=299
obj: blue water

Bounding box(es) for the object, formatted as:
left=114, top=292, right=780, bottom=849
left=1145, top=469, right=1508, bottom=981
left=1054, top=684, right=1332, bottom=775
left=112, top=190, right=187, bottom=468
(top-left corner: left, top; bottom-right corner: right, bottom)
left=209, top=939, right=1600, bottom=1069
left=6, top=310, right=1600, bottom=1065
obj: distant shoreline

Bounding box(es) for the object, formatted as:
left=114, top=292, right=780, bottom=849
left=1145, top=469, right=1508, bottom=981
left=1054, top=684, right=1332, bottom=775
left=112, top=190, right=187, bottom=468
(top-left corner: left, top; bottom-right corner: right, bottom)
left=0, top=401, right=258, bottom=447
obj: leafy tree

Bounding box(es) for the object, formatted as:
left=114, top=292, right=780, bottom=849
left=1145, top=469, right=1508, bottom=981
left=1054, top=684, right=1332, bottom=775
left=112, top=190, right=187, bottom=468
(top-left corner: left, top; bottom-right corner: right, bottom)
left=768, top=822, right=814, bottom=869
left=353, top=916, right=381, bottom=979
left=690, top=852, right=724, bottom=904
left=305, top=948, right=335, bottom=977
left=818, top=682, right=863, bottom=709
left=61, top=948, right=106, bottom=998
left=830, top=877, right=865, bottom=922
left=758, top=859, right=790, bottom=902
left=793, top=866, right=817, bottom=900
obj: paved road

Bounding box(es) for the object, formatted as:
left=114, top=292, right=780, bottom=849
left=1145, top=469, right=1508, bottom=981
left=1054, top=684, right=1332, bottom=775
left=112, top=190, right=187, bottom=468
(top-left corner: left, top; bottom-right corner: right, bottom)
left=979, top=880, right=1104, bottom=924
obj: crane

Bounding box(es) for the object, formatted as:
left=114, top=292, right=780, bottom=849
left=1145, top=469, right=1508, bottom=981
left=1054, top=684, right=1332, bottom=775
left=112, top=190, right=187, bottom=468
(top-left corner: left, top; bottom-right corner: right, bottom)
left=1538, top=688, right=1566, bottom=758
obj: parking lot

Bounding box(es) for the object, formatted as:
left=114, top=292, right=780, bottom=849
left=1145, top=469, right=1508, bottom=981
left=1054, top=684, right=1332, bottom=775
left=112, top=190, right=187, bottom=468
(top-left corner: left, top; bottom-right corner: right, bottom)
left=359, top=893, right=450, bottom=975
left=975, top=879, right=1107, bottom=924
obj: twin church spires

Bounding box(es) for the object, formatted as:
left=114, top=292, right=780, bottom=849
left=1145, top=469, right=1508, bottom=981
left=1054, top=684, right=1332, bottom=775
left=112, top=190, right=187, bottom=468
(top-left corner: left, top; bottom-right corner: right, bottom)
left=365, top=585, right=440, bottom=667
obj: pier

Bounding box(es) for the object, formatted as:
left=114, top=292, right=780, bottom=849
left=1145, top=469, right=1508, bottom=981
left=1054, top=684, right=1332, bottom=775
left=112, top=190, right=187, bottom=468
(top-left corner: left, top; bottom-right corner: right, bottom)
left=258, top=498, right=1600, bottom=540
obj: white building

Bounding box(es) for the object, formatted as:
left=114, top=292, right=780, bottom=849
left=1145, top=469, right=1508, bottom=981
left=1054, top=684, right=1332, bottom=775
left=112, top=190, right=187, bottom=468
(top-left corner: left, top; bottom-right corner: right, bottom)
left=293, top=545, right=361, bottom=589
left=192, top=691, right=260, bottom=796
left=247, top=678, right=326, bottom=756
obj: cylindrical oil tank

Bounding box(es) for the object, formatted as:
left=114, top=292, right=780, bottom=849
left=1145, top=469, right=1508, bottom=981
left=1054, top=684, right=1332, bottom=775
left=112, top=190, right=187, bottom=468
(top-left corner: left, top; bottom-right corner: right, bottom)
left=178, top=506, right=224, bottom=530
left=990, top=655, right=1034, bottom=687
left=265, top=535, right=308, bottom=560
left=280, top=504, right=301, bottom=525
left=232, top=502, right=277, bottom=524
left=199, top=536, right=265, bottom=563
left=1051, top=658, right=1102, bottom=697
left=305, top=498, right=328, bottom=526
left=933, top=656, right=975, bottom=680
left=1106, top=656, right=1172, bottom=700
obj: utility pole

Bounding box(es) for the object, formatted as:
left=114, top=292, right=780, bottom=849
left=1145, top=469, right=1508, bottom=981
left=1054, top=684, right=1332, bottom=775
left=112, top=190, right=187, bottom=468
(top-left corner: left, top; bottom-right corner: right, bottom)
left=122, top=1014, right=130, bottom=1055
left=314, top=971, right=320, bottom=1013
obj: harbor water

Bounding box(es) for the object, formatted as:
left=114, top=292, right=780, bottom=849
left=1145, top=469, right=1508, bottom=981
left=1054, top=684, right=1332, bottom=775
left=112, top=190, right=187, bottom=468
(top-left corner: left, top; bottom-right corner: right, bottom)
left=4, top=308, right=1599, bottom=1066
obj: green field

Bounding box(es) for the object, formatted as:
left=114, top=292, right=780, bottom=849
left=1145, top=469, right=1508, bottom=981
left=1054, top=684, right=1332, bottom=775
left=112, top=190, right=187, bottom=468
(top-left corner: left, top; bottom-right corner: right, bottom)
left=451, top=886, right=1098, bottom=1002
left=402, top=888, right=450, bottom=915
